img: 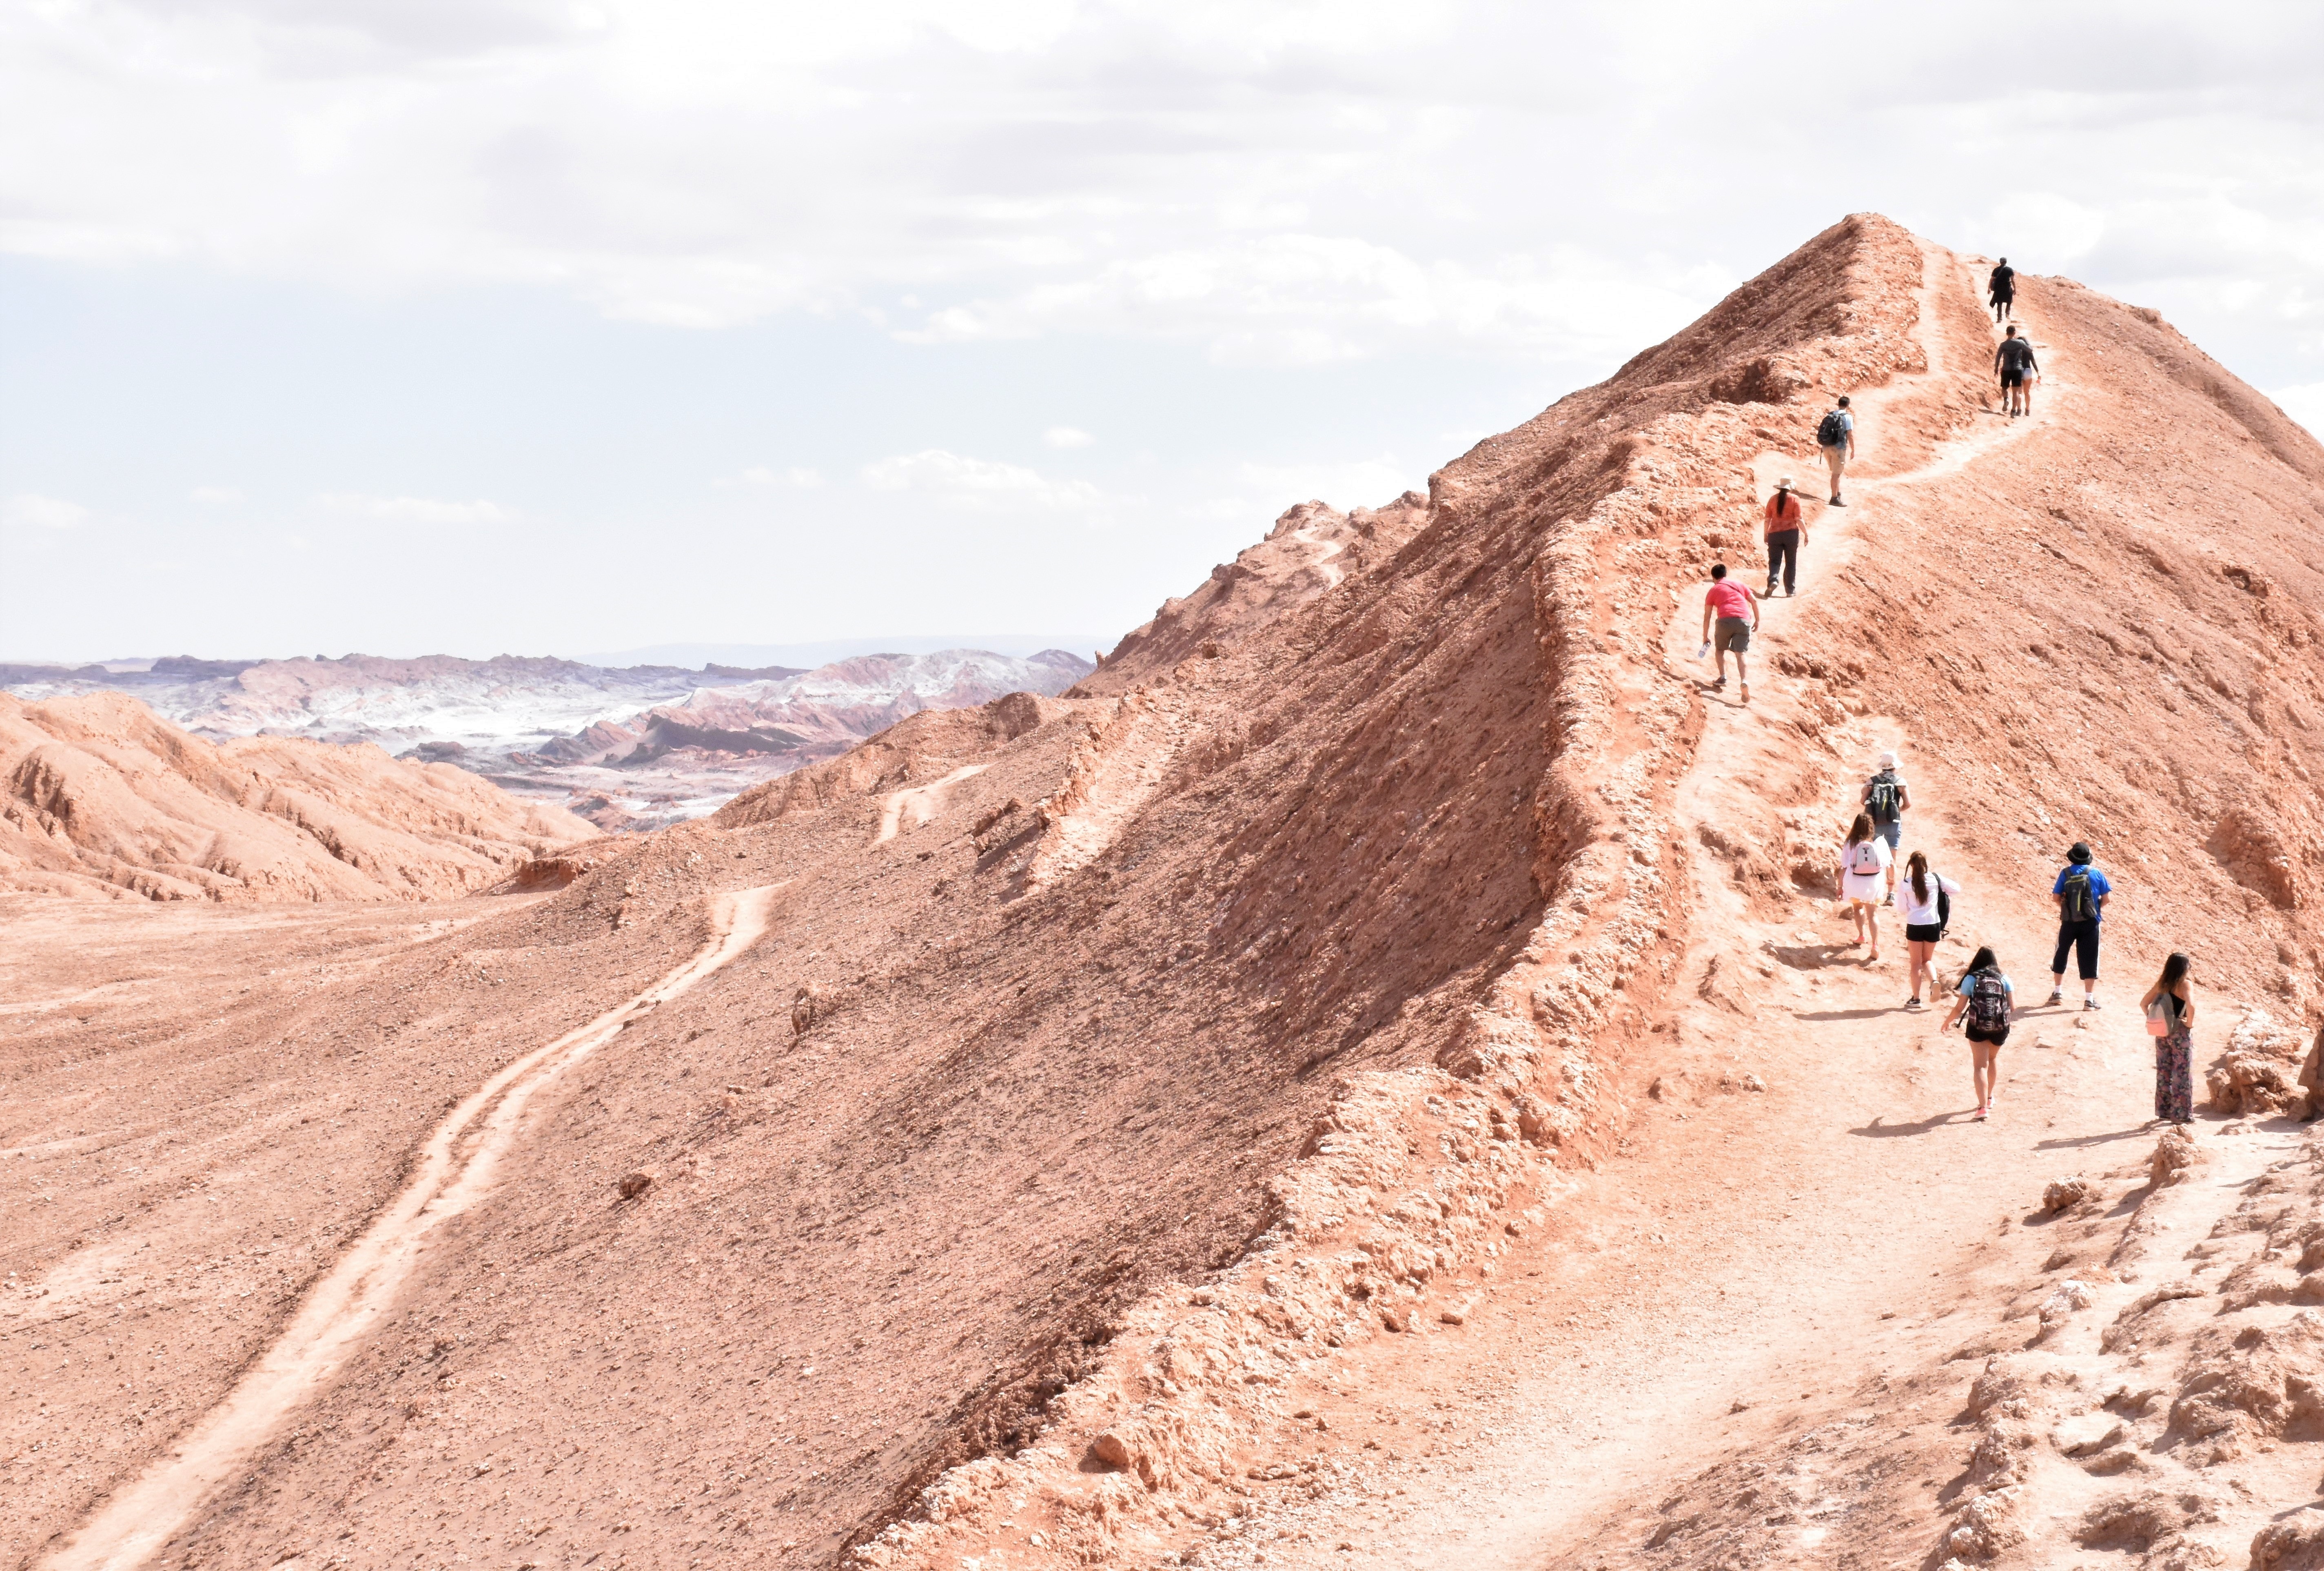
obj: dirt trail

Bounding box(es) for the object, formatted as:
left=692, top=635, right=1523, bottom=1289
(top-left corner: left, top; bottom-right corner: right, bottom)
left=1232, top=242, right=2184, bottom=1569
left=875, top=765, right=988, bottom=843
left=36, top=885, right=783, bottom=1571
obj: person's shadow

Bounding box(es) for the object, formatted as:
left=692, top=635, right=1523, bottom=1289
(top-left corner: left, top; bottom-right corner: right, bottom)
left=2034, top=1125, right=2158, bottom=1151
left=1848, top=1109, right=1965, bottom=1138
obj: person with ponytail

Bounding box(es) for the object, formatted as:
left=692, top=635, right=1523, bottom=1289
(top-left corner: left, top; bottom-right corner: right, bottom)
left=1838, top=812, right=1891, bottom=961
left=2141, top=953, right=2196, bottom=1126
left=1941, top=945, right=2014, bottom=1121
left=1896, top=850, right=1959, bottom=1010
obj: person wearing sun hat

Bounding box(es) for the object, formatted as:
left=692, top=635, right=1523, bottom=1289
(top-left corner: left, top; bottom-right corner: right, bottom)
left=1762, top=476, right=1807, bottom=597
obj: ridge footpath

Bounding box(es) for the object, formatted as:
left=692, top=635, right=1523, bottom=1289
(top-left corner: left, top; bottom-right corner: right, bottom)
left=9, top=214, right=2324, bottom=1571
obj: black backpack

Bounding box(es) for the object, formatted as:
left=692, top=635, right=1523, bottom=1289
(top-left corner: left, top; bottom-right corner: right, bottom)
left=1936, top=885, right=1953, bottom=936
left=2059, top=868, right=2098, bottom=923
left=1867, top=770, right=1902, bottom=825
left=1816, top=410, right=1849, bottom=447
left=1967, top=970, right=2010, bottom=1032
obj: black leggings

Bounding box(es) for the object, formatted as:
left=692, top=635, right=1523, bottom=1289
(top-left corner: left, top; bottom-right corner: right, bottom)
left=2052, top=920, right=2100, bottom=981
left=1765, top=530, right=1799, bottom=594
left=1993, top=294, right=2013, bottom=321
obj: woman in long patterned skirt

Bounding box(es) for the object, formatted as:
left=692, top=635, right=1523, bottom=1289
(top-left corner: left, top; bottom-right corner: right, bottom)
left=2142, top=952, right=2195, bottom=1125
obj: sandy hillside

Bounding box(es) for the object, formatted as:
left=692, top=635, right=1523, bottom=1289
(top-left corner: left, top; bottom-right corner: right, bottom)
left=9, top=213, right=2324, bottom=1571
left=0, top=692, right=596, bottom=902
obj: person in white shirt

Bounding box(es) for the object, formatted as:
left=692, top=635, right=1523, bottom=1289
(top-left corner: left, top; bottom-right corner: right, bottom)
left=1837, top=812, right=1892, bottom=962
left=1896, top=850, right=1960, bottom=1010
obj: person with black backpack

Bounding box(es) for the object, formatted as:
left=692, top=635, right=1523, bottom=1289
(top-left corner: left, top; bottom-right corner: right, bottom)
left=2047, top=841, right=2112, bottom=1009
left=1988, top=258, right=2015, bottom=324
left=1860, top=750, right=1911, bottom=905
left=1816, top=396, right=1855, bottom=506
left=1897, top=850, right=1958, bottom=1011
left=1942, top=945, right=2015, bottom=1121
left=1994, top=326, right=2040, bottom=419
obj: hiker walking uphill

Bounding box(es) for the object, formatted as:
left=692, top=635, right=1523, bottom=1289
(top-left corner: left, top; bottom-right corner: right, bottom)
left=1860, top=750, right=1910, bottom=905
left=2048, top=841, right=2112, bottom=1009
left=1898, top=850, right=1959, bottom=1011
left=1699, top=563, right=1759, bottom=704
left=1943, top=945, right=2015, bottom=1121
left=1763, top=477, right=1807, bottom=597
left=1988, top=257, right=2015, bottom=323
left=1995, top=326, right=2040, bottom=418
left=2142, top=952, right=2196, bottom=1126
left=1838, top=813, right=1891, bottom=962
left=1817, top=396, right=1856, bottom=506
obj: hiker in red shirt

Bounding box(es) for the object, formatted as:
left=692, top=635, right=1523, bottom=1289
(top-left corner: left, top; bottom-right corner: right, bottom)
left=1763, top=476, right=1807, bottom=597
left=1698, top=563, right=1760, bottom=704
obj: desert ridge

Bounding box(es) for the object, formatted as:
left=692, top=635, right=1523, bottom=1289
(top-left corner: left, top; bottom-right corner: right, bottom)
left=0, top=690, right=596, bottom=902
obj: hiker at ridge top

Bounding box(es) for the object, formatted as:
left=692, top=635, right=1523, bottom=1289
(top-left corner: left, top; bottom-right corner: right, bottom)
left=2048, top=841, right=2112, bottom=1010
left=1860, top=749, right=1910, bottom=906
left=1763, top=476, right=1807, bottom=597
left=1988, top=257, right=2015, bottom=324
left=1816, top=395, right=1856, bottom=507
left=1996, top=326, right=2040, bottom=419
left=1699, top=562, right=1759, bottom=704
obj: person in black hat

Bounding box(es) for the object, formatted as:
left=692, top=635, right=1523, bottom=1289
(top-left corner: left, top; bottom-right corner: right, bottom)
left=2047, top=841, right=2112, bottom=1009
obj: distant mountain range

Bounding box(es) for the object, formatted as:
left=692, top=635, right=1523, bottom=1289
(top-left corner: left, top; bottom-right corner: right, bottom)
left=0, top=647, right=1094, bottom=830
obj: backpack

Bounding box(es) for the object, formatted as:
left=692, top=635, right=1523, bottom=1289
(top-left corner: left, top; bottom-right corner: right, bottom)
left=2059, top=868, right=2098, bottom=923
left=1936, top=885, right=1953, bottom=936
left=1967, top=970, right=2010, bottom=1032
left=1866, top=770, right=1902, bottom=825
left=1816, top=410, right=1849, bottom=447
left=1850, top=839, right=1883, bottom=875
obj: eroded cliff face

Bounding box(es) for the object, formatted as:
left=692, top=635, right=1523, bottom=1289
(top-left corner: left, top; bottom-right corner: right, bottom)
left=0, top=691, right=594, bottom=902
left=17, top=211, right=2324, bottom=1571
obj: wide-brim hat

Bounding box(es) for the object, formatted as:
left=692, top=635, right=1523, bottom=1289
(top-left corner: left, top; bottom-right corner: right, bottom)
left=1776, top=476, right=1795, bottom=490
left=2068, top=842, right=2093, bottom=864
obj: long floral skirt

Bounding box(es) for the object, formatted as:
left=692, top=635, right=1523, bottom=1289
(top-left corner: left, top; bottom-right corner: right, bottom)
left=2155, top=1025, right=2193, bottom=1124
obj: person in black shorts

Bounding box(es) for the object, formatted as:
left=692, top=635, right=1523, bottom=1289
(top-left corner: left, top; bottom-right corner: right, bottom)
left=1988, top=258, right=2015, bottom=324
left=1942, top=945, right=2015, bottom=1121
left=1995, top=325, right=2039, bottom=418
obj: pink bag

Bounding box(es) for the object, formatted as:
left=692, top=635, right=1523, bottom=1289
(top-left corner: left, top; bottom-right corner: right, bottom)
left=2145, top=998, right=2171, bottom=1038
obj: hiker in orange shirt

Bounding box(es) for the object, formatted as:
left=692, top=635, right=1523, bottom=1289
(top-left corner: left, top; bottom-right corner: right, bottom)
left=1763, top=476, right=1807, bottom=597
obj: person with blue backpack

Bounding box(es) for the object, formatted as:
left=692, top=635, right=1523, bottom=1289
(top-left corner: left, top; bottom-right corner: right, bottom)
left=2047, top=842, right=2112, bottom=1009
left=1816, top=395, right=1856, bottom=506
left=1942, top=945, right=2015, bottom=1121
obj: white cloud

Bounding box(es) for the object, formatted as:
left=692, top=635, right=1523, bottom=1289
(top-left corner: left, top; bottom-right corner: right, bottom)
left=3, top=493, right=89, bottom=531
left=2273, top=383, right=2324, bottom=442
left=738, top=465, right=825, bottom=488
left=1041, top=426, right=1094, bottom=449
left=318, top=493, right=513, bottom=524
left=191, top=485, right=244, bottom=504
left=861, top=449, right=1107, bottom=515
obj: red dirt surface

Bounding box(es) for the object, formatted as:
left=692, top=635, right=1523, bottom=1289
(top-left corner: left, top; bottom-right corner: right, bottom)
left=10, top=214, right=2324, bottom=1571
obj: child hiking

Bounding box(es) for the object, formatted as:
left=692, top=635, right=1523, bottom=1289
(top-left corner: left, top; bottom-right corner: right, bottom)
left=1943, top=945, right=2014, bottom=1121
left=1860, top=750, right=1910, bottom=905
left=1897, top=850, right=1958, bottom=1010
left=2141, top=952, right=2196, bottom=1126
left=1838, top=812, right=1891, bottom=962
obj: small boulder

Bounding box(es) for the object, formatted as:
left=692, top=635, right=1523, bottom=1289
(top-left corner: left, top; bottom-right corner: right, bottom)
left=790, top=984, right=829, bottom=1037
left=1091, top=1431, right=1133, bottom=1469
left=2152, top=1126, right=2201, bottom=1189
left=2051, top=1414, right=2124, bottom=1456
left=617, top=1170, right=656, bottom=1200
left=2043, top=1176, right=2096, bottom=1214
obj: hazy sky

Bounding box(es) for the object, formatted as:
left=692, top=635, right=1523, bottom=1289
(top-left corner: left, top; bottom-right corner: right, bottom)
left=5, top=1, right=2322, bottom=662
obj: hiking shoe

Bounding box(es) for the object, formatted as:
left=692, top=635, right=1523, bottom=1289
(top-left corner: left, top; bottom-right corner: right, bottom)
left=2045, top=990, right=2064, bottom=1006
left=2084, top=998, right=2102, bottom=1011
left=1881, top=893, right=1894, bottom=907
left=1905, top=996, right=1923, bottom=1010
left=1829, top=497, right=1845, bottom=507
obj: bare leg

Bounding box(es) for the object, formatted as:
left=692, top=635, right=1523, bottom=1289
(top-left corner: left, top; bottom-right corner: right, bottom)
left=1735, top=652, right=1749, bottom=703
left=1908, top=939, right=1934, bottom=1001
left=1972, top=1043, right=1996, bottom=1110
left=1865, top=903, right=1880, bottom=961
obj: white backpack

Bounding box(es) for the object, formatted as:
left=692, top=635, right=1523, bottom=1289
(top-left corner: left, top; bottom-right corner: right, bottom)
left=1851, top=841, right=1883, bottom=875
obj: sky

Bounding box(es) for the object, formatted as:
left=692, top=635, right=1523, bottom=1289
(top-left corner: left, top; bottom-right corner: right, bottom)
left=4, top=0, right=2322, bottom=663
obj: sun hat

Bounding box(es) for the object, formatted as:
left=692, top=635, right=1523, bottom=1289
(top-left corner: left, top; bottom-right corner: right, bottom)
left=2068, top=842, right=2093, bottom=865
left=1878, top=750, right=1898, bottom=769
left=1776, top=475, right=1795, bottom=490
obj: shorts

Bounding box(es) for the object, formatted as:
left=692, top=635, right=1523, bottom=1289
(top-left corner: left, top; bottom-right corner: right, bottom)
left=1905, top=922, right=1943, bottom=943
left=2052, top=919, right=2100, bottom=980
left=1966, top=1023, right=2010, bottom=1047
left=2000, top=370, right=2025, bottom=388
left=1821, top=443, right=1847, bottom=479
left=1714, top=616, right=1751, bottom=653
left=1874, top=819, right=1900, bottom=852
